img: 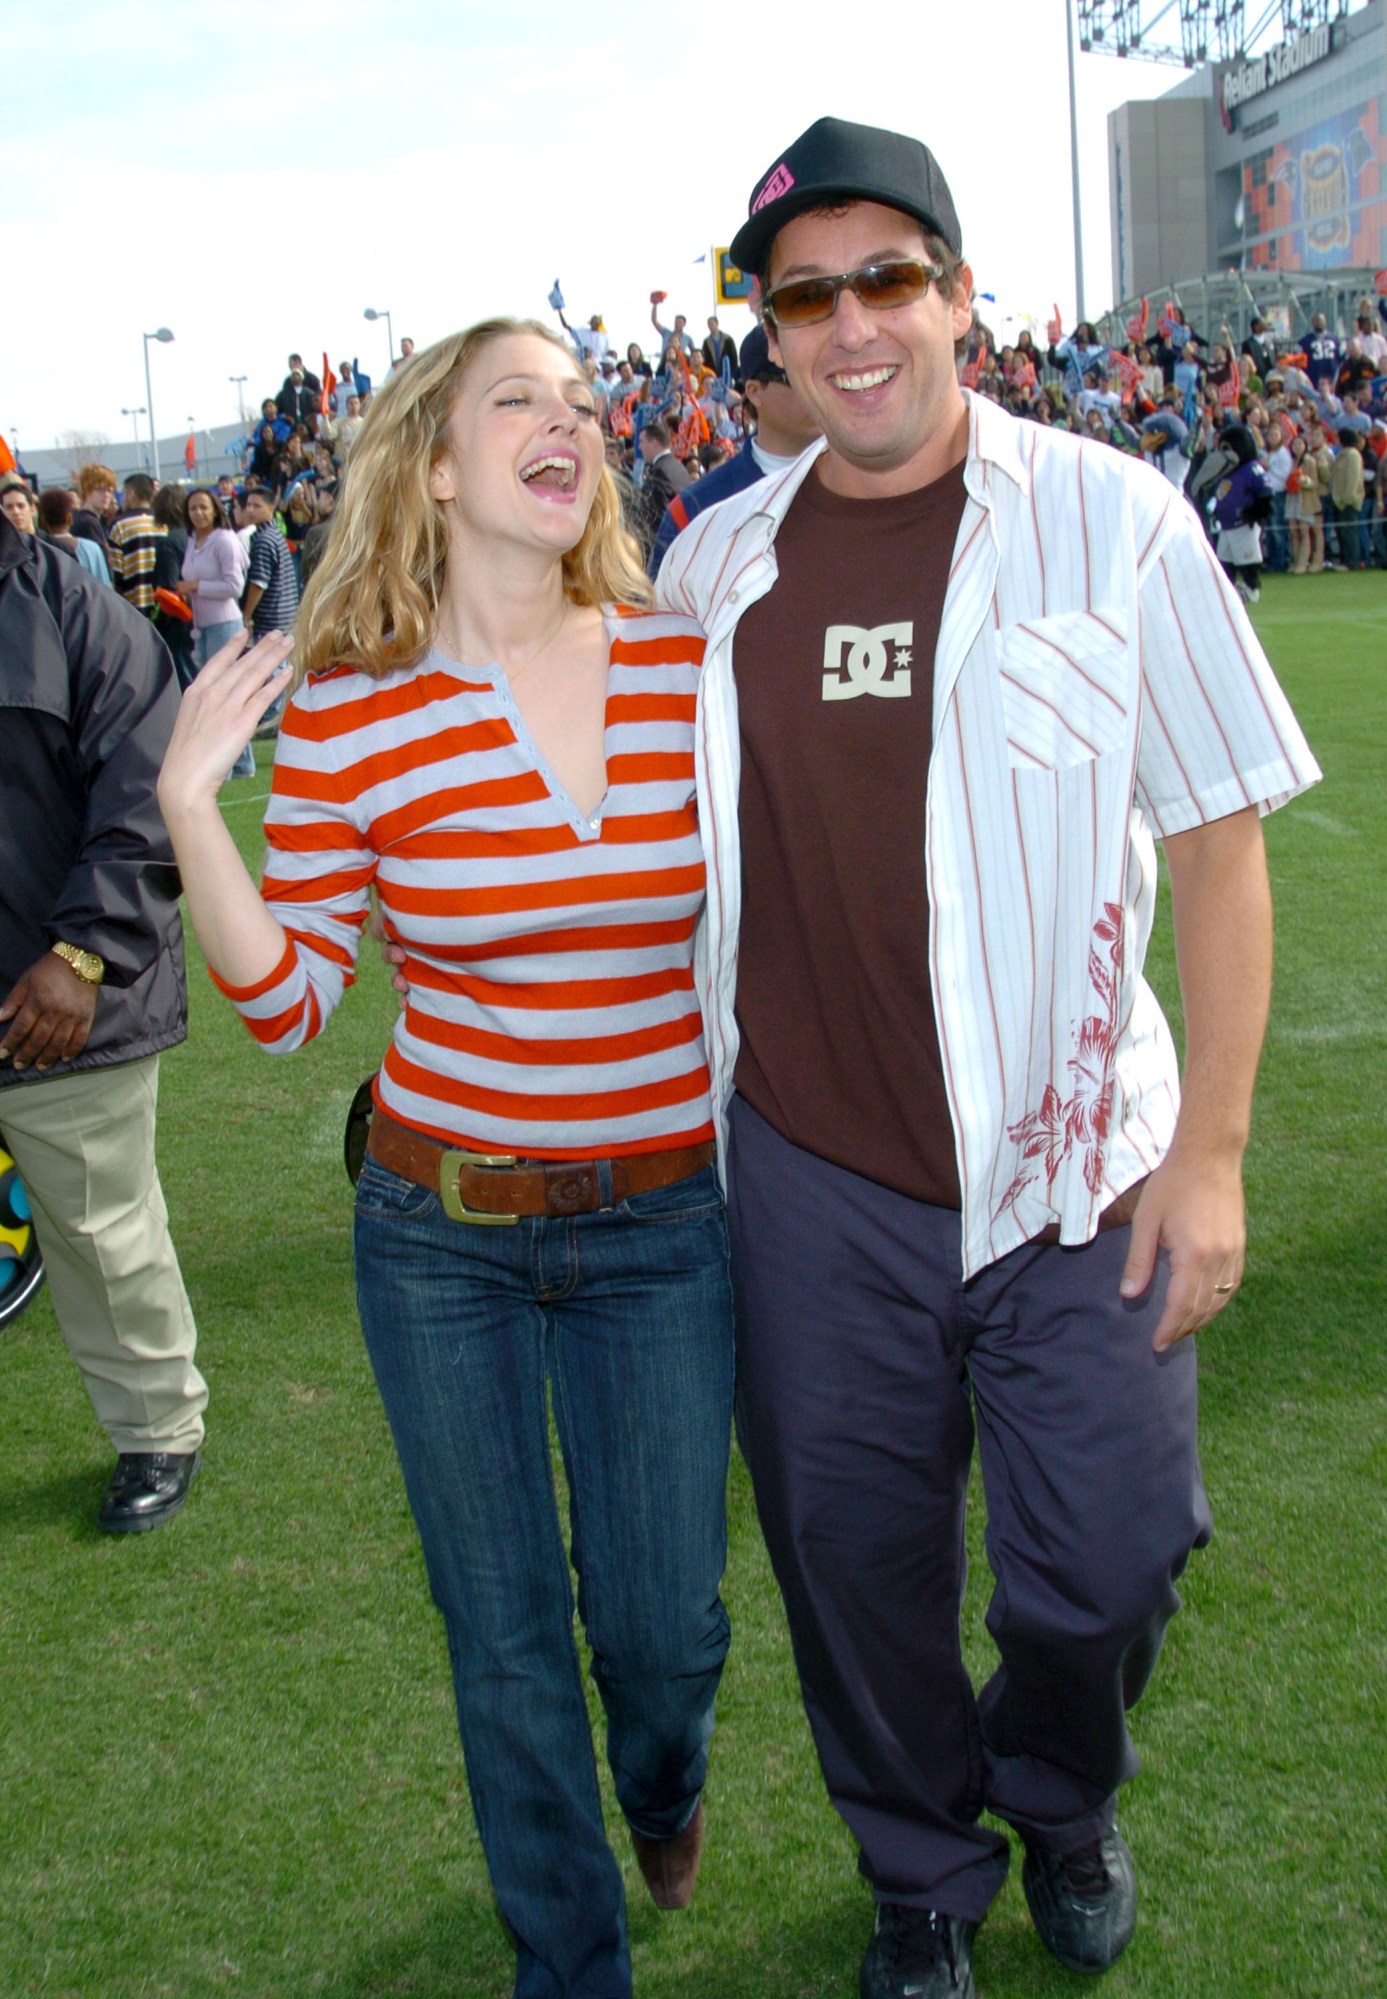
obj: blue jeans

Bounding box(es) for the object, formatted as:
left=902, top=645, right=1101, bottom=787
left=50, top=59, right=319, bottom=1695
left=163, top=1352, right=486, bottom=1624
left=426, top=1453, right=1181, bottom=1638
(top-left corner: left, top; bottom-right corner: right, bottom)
left=195, top=616, right=244, bottom=668
left=354, top=1154, right=735, bottom=1999
left=195, top=619, right=256, bottom=775
left=1264, top=491, right=1288, bottom=571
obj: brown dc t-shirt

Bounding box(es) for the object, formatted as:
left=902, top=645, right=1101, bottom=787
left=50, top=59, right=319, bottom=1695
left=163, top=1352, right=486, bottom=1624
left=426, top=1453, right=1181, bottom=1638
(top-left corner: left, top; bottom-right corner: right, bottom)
left=732, top=458, right=968, bottom=1207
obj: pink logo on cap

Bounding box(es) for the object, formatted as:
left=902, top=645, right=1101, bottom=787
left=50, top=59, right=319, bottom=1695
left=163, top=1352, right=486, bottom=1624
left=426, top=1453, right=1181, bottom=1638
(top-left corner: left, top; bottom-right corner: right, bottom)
left=752, top=163, right=796, bottom=213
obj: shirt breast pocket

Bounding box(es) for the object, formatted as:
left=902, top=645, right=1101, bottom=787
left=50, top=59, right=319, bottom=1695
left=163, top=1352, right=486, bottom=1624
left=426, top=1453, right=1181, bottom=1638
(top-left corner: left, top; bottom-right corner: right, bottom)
left=996, top=609, right=1130, bottom=771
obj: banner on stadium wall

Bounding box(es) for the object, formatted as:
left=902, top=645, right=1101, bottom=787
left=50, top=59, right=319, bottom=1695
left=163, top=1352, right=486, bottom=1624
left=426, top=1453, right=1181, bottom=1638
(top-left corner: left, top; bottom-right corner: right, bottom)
left=1241, top=97, right=1386, bottom=271
left=715, top=251, right=755, bottom=307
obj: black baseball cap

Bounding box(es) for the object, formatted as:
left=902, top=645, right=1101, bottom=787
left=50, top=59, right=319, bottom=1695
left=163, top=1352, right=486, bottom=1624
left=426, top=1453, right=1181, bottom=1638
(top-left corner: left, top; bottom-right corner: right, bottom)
left=730, top=117, right=963, bottom=278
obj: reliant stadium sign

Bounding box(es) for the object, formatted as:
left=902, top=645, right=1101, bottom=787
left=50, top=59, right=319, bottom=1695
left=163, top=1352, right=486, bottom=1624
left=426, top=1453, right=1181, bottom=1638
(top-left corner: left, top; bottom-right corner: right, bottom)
left=1221, top=23, right=1332, bottom=113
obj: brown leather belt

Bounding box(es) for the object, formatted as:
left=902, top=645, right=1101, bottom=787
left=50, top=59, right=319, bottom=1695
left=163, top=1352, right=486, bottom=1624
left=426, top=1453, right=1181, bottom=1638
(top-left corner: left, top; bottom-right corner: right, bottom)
left=1031, top=1177, right=1148, bottom=1246
left=367, top=1109, right=716, bottom=1226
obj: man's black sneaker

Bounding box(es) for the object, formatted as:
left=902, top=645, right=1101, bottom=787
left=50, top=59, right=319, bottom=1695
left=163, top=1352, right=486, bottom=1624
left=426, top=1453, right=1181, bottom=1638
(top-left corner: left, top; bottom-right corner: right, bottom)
left=1022, top=1825, right=1136, bottom=1973
left=859, top=1903, right=977, bottom=1999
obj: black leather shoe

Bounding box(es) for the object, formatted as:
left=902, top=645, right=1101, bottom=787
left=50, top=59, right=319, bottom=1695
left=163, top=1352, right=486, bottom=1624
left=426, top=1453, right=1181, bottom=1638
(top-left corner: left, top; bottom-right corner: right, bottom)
left=98, top=1451, right=201, bottom=1534
left=1022, top=1825, right=1136, bottom=1973
left=859, top=1904, right=977, bottom=1999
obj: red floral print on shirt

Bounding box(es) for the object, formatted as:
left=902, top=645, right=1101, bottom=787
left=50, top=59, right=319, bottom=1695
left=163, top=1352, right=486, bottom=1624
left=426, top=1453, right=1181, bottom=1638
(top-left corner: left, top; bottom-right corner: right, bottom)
left=994, top=901, right=1124, bottom=1219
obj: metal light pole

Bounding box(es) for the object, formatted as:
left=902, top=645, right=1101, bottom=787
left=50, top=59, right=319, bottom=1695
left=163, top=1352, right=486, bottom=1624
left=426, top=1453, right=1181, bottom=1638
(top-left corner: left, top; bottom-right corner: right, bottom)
left=1066, top=0, right=1087, bottom=325
left=363, top=307, right=395, bottom=365
left=121, top=407, right=147, bottom=472
left=142, top=327, right=175, bottom=480
left=229, top=374, right=248, bottom=423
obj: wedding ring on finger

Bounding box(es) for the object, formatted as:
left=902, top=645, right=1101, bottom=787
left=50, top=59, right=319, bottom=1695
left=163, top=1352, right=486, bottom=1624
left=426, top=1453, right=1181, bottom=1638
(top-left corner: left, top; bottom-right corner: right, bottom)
left=1213, top=1281, right=1236, bottom=1294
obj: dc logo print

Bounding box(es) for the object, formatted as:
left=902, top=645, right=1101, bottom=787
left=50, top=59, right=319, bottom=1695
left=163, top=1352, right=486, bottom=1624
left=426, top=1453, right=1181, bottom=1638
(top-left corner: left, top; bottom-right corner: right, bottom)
left=821, top=622, right=914, bottom=701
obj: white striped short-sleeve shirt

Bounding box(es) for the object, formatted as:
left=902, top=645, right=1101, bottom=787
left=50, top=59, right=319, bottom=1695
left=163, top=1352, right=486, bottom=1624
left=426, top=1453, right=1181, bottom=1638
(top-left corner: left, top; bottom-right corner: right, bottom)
left=657, top=393, right=1321, bottom=1275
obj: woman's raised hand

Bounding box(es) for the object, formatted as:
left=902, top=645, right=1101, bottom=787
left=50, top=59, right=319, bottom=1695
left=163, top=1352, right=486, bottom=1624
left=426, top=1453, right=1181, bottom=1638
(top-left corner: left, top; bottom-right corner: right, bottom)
left=160, top=629, right=294, bottom=813
left=155, top=626, right=298, bottom=989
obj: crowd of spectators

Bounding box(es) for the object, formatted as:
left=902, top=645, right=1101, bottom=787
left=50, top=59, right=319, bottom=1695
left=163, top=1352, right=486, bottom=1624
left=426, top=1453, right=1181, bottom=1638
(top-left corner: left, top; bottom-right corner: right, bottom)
left=4, top=288, right=1383, bottom=648
left=977, top=292, right=1387, bottom=599
left=0, top=348, right=363, bottom=668
left=548, top=298, right=799, bottom=563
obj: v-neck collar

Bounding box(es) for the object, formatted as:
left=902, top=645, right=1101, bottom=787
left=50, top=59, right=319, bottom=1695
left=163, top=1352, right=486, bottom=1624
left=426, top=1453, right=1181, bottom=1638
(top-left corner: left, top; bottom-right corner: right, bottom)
left=426, top=610, right=616, bottom=843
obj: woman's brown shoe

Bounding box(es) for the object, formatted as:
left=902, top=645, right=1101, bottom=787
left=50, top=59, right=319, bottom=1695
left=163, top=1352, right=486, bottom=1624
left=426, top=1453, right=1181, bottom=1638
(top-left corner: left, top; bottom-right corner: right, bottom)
left=630, top=1801, right=704, bottom=1909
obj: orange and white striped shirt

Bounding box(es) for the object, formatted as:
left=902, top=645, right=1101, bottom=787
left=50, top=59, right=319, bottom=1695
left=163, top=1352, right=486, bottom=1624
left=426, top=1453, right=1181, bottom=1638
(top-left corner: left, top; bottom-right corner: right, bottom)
left=213, top=607, right=715, bottom=1159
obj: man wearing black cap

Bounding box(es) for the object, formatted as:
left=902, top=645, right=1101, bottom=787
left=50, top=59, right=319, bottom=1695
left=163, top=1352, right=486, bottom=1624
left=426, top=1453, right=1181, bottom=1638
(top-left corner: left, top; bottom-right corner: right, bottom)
left=649, top=324, right=822, bottom=573
left=1240, top=315, right=1275, bottom=383
left=658, top=117, right=1319, bottom=1997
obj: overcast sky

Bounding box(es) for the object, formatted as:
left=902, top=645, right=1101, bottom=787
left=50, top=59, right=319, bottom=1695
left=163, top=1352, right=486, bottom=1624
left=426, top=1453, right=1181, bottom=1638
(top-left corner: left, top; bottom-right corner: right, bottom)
left=4, top=0, right=1183, bottom=454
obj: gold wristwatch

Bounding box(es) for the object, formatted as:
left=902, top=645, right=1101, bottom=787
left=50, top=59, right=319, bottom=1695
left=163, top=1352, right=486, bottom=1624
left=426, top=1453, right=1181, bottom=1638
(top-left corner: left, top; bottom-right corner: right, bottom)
left=51, top=941, right=106, bottom=986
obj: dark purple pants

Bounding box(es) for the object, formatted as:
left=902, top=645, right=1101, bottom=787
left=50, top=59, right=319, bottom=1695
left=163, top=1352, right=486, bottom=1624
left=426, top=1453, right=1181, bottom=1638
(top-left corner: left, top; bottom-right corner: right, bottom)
left=725, top=1094, right=1211, bottom=1923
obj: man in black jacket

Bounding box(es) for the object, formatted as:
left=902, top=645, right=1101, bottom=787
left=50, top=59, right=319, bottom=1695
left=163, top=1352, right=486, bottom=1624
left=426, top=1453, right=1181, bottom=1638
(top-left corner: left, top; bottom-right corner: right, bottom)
left=1240, top=316, right=1276, bottom=384
left=276, top=353, right=322, bottom=432
left=636, top=420, right=690, bottom=555
left=701, top=315, right=738, bottom=378
left=0, top=513, right=206, bottom=1532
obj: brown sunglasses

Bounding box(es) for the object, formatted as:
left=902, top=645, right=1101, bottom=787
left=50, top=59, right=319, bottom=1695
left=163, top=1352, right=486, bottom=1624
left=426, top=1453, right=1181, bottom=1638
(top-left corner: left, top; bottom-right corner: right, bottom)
left=762, top=259, right=946, bottom=330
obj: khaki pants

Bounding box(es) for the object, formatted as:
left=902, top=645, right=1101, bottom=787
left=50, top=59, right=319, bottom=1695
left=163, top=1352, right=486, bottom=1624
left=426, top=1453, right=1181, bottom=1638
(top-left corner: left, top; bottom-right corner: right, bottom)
left=0, top=1055, right=206, bottom=1455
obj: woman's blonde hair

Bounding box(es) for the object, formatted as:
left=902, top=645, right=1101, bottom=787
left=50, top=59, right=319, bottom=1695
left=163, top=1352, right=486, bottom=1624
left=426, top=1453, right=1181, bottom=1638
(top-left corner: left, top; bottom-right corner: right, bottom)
left=295, top=318, right=650, bottom=682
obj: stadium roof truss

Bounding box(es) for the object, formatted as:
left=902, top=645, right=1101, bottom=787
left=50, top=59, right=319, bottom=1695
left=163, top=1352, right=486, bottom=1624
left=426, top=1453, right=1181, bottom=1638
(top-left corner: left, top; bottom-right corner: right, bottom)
left=1076, top=0, right=1348, bottom=69
left=1101, top=263, right=1383, bottom=347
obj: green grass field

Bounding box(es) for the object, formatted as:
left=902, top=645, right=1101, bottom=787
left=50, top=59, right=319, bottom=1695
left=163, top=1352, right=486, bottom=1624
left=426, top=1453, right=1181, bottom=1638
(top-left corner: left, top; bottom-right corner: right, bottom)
left=1, top=572, right=1383, bottom=1999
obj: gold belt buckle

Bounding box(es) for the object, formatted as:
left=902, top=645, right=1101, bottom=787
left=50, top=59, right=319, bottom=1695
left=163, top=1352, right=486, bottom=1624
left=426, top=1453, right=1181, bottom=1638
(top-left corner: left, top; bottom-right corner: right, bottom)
left=439, top=1148, right=521, bottom=1225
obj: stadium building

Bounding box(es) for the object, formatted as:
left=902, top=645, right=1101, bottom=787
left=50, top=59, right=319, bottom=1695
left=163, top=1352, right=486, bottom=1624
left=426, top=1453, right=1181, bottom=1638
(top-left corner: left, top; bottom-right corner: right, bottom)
left=1106, top=0, right=1385, bottom=335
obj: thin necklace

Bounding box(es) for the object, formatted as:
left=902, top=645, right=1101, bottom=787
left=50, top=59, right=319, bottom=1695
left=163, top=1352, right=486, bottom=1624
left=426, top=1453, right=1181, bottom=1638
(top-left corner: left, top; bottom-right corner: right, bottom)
left=503, top=598, right=569, bottom=689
